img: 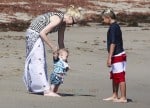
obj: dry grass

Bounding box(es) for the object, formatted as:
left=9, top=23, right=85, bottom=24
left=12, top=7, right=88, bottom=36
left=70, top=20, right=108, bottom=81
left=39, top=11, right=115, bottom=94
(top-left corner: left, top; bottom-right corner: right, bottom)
left=0, top=0, right=96, bottom=16
left=0, top=0, right=150, bottom=31
left=0, top=0, right=97, bottom=31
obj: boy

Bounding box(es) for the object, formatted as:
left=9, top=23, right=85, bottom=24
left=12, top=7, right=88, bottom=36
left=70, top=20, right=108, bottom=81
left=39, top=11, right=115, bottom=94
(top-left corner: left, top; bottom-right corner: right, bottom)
left=102, top=8, right=127, bottom=103
left=45, top=48, right=69, bottom=97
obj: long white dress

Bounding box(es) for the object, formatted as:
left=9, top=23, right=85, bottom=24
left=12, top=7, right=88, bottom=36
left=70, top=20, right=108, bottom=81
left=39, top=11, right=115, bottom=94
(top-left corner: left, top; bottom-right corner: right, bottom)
left=23, top=12, right=64, bottom=93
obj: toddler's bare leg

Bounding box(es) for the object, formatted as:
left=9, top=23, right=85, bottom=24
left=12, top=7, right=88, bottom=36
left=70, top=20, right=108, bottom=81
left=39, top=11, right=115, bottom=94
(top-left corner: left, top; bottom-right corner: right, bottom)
left=44, top=85, right=61, bottom=97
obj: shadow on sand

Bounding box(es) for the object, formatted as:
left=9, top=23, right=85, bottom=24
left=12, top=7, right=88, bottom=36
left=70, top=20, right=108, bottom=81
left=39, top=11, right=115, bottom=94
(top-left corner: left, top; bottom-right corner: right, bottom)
left=29, top=92, right=133, bottom=102
left=59, top=93, right=96, bottom=97
left=127, top=98, right=133, bottom=103
left=29, top=92, right=96, bottom=97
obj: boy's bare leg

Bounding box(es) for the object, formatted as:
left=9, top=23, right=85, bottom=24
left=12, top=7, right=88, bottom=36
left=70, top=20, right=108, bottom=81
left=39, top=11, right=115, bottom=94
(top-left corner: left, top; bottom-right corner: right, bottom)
left=113, top=82, right=127, bottom=103
left=103, top=81, right=119, bottom=101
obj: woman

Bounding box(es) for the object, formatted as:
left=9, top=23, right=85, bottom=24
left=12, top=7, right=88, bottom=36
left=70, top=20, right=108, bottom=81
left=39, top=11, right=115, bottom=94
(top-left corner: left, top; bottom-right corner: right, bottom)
left=23, top=5, right=82, bottom=96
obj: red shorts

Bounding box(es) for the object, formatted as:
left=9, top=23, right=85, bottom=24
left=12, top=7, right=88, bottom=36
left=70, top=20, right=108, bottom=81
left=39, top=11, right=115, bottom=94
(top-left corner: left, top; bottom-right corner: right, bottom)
left=110, top=52, right=126, bottom=84
left=110, top=72, right=125, bottom=84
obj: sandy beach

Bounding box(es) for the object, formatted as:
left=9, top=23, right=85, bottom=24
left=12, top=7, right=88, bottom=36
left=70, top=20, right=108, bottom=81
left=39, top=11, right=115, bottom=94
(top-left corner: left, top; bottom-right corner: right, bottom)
left=0, top=24, right=150, bottom=108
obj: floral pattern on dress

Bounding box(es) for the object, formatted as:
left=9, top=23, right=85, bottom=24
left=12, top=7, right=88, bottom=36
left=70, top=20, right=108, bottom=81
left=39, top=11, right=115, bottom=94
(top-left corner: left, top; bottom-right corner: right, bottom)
left=26, top=30, right=40, bottom=56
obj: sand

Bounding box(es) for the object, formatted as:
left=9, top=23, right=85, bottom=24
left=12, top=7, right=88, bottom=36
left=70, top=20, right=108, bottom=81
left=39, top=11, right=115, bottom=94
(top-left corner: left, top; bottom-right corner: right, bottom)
left=0, top=24, right=150, bottom=108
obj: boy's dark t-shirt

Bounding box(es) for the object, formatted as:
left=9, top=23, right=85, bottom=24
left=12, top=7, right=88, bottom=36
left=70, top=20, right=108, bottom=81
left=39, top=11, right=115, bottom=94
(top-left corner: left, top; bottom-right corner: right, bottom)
left=107, top=22, right=124, bottom=55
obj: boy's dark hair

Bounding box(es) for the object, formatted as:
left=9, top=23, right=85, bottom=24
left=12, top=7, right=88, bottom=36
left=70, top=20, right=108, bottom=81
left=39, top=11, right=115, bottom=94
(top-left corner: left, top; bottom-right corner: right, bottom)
left=101, top=8, right=116, bottom=19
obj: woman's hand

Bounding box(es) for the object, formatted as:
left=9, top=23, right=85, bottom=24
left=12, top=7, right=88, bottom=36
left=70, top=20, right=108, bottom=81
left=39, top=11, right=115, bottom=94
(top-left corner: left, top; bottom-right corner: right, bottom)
left=53, top=47, right=58, bottom=60
left=52, top=46, right=58, bottom=54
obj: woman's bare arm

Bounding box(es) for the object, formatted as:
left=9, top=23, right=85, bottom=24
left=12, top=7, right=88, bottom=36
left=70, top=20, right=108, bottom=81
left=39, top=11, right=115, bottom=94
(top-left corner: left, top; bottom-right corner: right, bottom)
left=58, top=23, right=66, bottom=48
left=40, top=15, right=61, bottom=52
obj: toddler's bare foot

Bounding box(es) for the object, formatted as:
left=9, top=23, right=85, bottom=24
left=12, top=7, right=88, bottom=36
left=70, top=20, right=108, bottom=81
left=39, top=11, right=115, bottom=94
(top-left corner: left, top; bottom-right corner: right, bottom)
left=103, top=96, right=118, bottom=101
left=44, top=92, right=61, bottom=97
left=113, top=98, right=127, bottom=103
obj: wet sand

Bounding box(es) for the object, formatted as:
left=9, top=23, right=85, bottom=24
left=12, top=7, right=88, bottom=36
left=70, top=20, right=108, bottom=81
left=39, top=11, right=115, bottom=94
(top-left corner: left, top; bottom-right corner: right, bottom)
left=0, top=25, right=150, bottom=108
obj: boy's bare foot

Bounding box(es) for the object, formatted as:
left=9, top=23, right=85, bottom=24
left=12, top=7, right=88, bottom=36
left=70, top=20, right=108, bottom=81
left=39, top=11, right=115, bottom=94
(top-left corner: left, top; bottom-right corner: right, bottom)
left=113, top=98, right=127, bottom=103
left=44, top=92, right=61, bottom=97
left=103, top=96, right=118, bottom=101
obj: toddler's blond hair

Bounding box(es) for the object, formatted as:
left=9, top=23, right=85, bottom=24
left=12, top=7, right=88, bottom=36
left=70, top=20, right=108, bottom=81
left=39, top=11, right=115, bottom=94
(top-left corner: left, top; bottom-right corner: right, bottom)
left=58, top=48, right=69, bottom=55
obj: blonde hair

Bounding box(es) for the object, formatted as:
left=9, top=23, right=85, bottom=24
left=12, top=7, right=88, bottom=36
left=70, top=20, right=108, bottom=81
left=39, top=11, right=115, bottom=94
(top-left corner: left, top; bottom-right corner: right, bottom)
left=101, top=8, right=116, bottom=19
left=58, top=48, right=69, bottom=55
left=66, top=5, right=83, bottom=22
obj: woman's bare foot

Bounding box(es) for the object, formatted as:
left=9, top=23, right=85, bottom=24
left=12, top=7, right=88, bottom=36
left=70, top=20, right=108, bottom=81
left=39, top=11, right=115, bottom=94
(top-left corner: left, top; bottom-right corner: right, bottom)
left=44, top=92, right=61, bottom=97
left=103, top=96, right=118, bottom=101
left=113, top=98, right=127, bottom=103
